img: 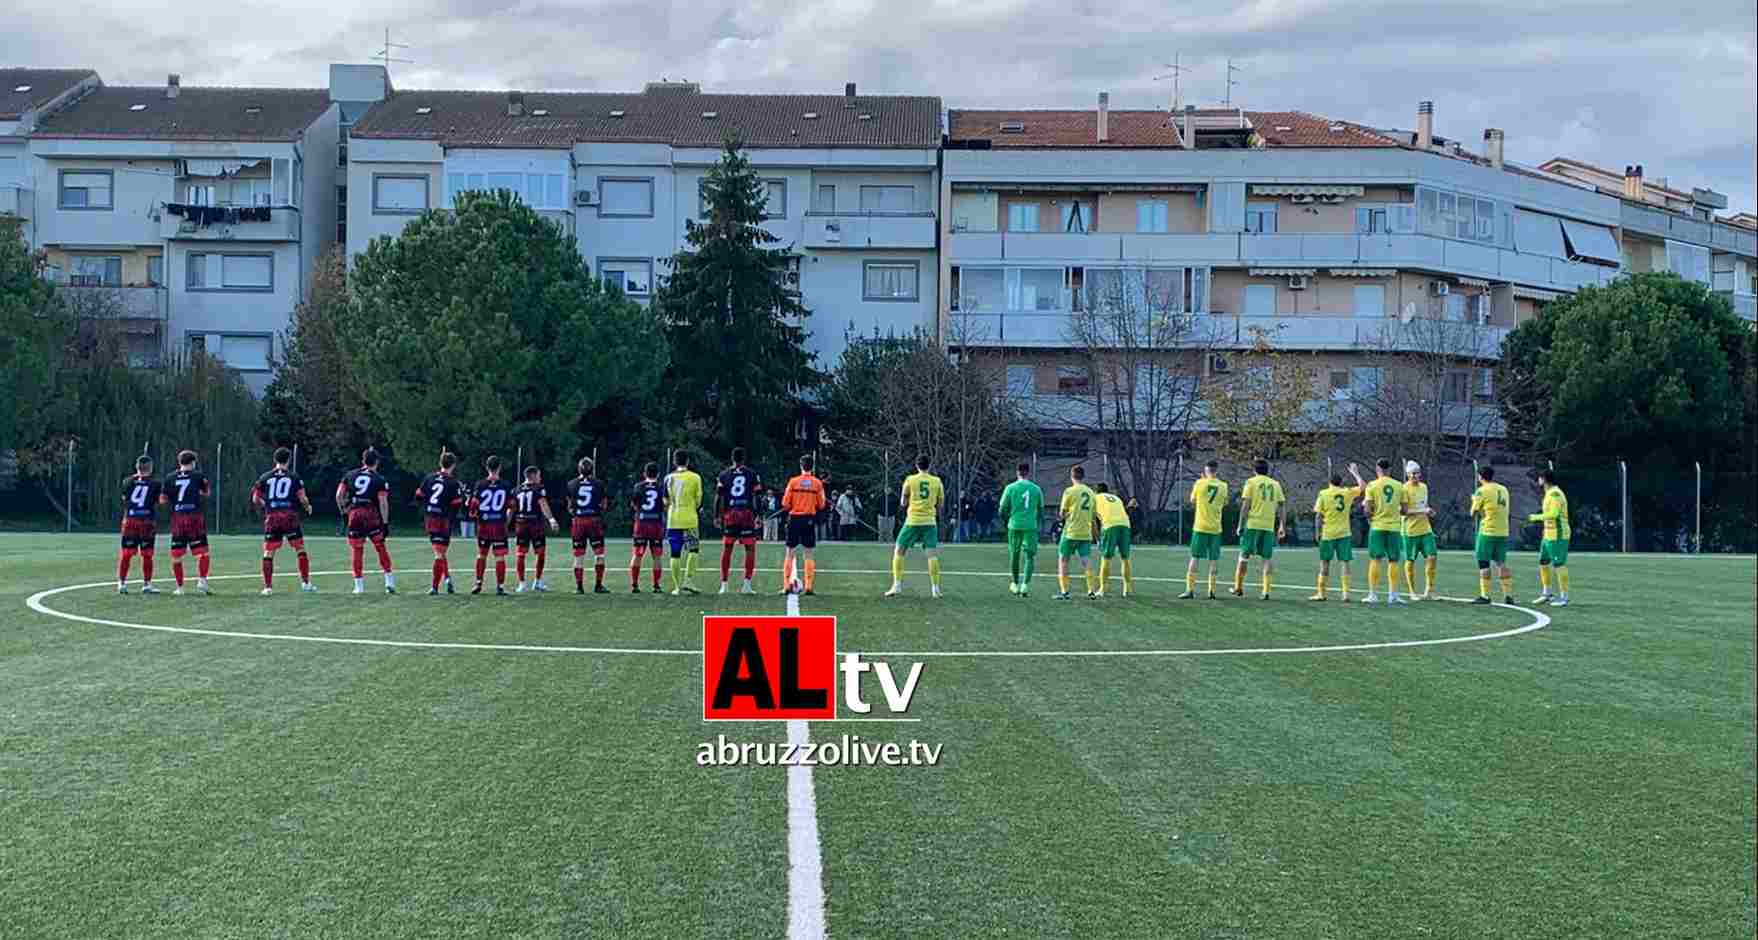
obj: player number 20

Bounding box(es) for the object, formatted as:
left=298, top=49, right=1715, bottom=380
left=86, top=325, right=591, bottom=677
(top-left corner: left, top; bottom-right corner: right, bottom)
left=478, top=489, right=507, bottom=513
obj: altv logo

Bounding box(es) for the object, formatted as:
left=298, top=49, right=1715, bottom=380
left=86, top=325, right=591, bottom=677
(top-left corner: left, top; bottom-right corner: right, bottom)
left=702, top=615, right=924, bottom=721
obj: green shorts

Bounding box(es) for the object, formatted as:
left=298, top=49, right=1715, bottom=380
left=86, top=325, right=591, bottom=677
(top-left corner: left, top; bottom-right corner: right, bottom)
left=1474, top=534, right=1508, bottom=565
left=1239, top=528, right=1276, bottom=559
left=1318, top=536, right=1353, bottom=562
left=1007, top=528, right=1039, bottom=555
left=1367, top=529, right=1403, bottom=561
left=895, top=524, right=939, bottom=551
left=1539, top=538, right=1569, bottom=567
left=1404, top=532, right=1437, bottom=558
left=1099, top=525, right=1132, bottom=559
left=1057, top=536, right=1092, bottom=559
left=1190, top=531, right=1222, bottom=561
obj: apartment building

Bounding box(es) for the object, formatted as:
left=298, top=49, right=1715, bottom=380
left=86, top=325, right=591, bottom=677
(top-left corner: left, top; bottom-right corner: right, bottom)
left=345, top=82, right=942, bottom=367
left=1, top=69, right=101, bottom=244
left=19, top=68, right=388, bottom=392
left=941, top=97, right=1656, bottom=458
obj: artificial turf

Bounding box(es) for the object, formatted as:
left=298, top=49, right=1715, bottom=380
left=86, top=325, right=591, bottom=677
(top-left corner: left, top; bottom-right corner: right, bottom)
left=1, top=533, right=1752, bottom=938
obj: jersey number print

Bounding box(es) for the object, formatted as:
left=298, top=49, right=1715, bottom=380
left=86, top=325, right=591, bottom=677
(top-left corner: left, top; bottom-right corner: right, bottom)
left=478, top=489, right=507, bottom=513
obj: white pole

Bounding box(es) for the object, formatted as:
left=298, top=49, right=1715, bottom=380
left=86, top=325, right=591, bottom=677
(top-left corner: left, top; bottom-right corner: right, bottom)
left=1694, top=461, right=1702, bottom=554
left=1618, top=460, right=1628, bottom=553
left=1176, top=452, right=1185, bottom=546
left=65, top=439, right=74, bottom=533
left=215, top=440, right=222, bottom=535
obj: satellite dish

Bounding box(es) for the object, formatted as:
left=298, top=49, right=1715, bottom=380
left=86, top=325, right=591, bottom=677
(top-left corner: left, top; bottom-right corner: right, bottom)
left=1400, top=301, right=1418, bottom=324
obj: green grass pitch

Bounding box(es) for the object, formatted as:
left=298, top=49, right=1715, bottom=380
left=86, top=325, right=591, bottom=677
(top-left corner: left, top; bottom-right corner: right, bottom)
left=2, top=533, right=1753, bottom=938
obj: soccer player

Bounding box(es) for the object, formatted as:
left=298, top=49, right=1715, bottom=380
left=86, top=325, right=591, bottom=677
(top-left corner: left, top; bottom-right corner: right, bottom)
left=715, top=448, right=763, bottom=595
left=1357, top=459, right=1411, bottom=604
left=1054, top=465, right=1098, bottom=600
left=118, top=455, right=162, bottom=594
left=163, top=449, right=212, bottom=596
left=469, top=455, right=514, bottom=596
left=1092, top=482, right=1134, bottom=598
left=512, top=466, right=559, bottom=593
left=629, top=462, right=667, bottom=593
left=885, top=454, right=945, bottom=598
left=416, top=451, right=466, bottom=595
left=664, top=452, right=705, bottom=595
left=779, top=454, right=828, bottom=595
left=1310, top=468, right=1362, bottom=601
left=1469, top=465, right=1515, bottom=605
left=1179, top=461, right=1229, bottom=600
left=1232, top=458, right=1286, bottom=599
left=998, top=462, right=1045, bottom=596
left=336, top=448, right=396, bottom=594
left=1402, top=461, right=1439, bottom=600
left=253, top=447, right=315, bottom=595
left=567, top=457, right=611, bottom=594
left=1529, top=468, right=1572, bottom=607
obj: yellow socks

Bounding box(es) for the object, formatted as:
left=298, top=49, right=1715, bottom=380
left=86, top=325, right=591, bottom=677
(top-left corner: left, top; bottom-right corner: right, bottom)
left=1500, top=574, right=1513, bottom=598
left=1097, top=559, right=1110, bottom=591
left=1084, top=567, right=1097, bottom=594
left=1185, top=571, right=1195, bottom=593
left=1233, top=563, right=1246, bottom=593
left=1207, top=571, right=1216, bottom=596
left=1538, top=566, right=1552, bottom=592
left=1261, top=570, right=1272, bottom=596
left=686, top=551, right=699, bottom=584
left=1121, top=559, right=1133, bottom=593
left=927, top=557, right=942, bottom=588
left=1059, top=571, right=1070, bottom=592
left=1557, top=567, right=1569, bottom=594
left=1386, top=563, right=1401, bottom=593
left=1424, top=557, right=1436, bottom=593
left=1366, top=560, right=1380, bottom=593
left=1341, top=571, right=1351, bottom=597
left=891, top=553, right=904, bottom=583
left=803, top=559, right=816, bottom=591
left=1403, top=561, right=1416, bottom=594
left=1478, top=571, right=1492, bottom=597
left=1315, top=573, right=1328, bottom=598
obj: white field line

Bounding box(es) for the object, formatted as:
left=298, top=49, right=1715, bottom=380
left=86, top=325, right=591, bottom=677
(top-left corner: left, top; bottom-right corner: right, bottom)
left=784, top=590, right=827, bottom=940
left=23, top=568, right=1551, bottom=658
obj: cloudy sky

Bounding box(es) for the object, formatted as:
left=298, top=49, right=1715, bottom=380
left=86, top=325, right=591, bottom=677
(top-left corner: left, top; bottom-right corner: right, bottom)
left=8, top=0, right=1755, bottom=210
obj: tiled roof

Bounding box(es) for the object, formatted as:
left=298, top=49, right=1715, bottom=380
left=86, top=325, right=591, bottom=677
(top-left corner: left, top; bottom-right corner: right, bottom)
left=350, top=90, right=942, bottom=149
left=1243, top=111, right=1401, bottom=148
left=31, top=86, right=332, bottom=141
left=0, top=68, right=97, bottom=120
left=947, top=109, right=1184, bottom=148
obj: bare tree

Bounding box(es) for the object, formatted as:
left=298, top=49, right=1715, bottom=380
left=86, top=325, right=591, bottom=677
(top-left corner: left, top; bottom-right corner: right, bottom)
left=1339, top=311, right=1502, bottom=470
left=1202, top=328, right=1333, bottom=467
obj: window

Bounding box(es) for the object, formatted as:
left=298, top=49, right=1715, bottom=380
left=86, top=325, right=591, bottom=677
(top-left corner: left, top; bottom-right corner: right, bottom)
left=957, top=267, right=1005, bottom=312
left=1056, top=365, right=1091, bottom=394
left=1007, top=268, right=1063, bottom=311
left=1060, top=201, right=1092, bottom=233
left=598, top=258, right=652, bottom=295
left=1350, top=366, right=1384, bottom=396
left=1243, top=283, right=1277, bottom=315
left=336, top=185, right=347, bottom=245
left=146, top=256, right=163, bottom=287
left=372, top=175, right=428, bottom=213
left=1443, top=293, right=1468, bottom=321
left=187, top=252, right=274, bottom=291
left=1005, top=364, right=1035, bottom=397
left=1443, top=371, right=1470, bottom=404
left=69, top=255, right=122, bottom=287
left=1665, top=241, right=1711, bottom=286
left=599, top=178, right=654, bottom=217
left=763, top=179, right=787, bottom=219
left=858, top=185, right=915, bottom=214
left=194, top=176, right=271, bottom=207
left=208, top=334, right=272, bottom=371
left=1136, top=200, right=1169, bottom=233
left=1245, top=202, right=1278, bottom=234
left=1354, top=204, right=1413, bottom=235
left=862, top=261, right=919, bottom=301
left=1329, top=369, right=1351, bottom=400
left=1417, top=186, right=1507, bottom=246
left=1352, top=284, right=1385, bottom=317
left=272, top=157, right=294, bottom=207
left=443, top=171, right=567, bottom=209
left=1475, top=367, right=1494, bottom=401
left=813, top=184, right=835, bottom=213
left=1007, top=203, right=1040, bottom=232
left=59, top=170, right=113, bottom=209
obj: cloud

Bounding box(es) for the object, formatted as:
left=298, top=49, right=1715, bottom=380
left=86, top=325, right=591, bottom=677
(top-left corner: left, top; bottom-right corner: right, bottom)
left=2, top=0, right=1752, bottom=208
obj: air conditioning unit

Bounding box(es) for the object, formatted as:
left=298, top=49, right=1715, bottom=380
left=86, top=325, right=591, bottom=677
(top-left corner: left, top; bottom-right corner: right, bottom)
left=1430, top=280, right=1450, bottom=297
left=1319, top=194, right=1345, bottom=204
left=1288, top=275, right=1309, bottom=290
left=1290, top=194, right=1315, bottom=205
left=574, top=189, right=599, bottom=207
left=1209, top=353, right=1232, bottom=374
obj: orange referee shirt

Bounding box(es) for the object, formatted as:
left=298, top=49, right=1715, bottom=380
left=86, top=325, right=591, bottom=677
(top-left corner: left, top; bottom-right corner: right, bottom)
left=781, top=473, right=828, bottom=517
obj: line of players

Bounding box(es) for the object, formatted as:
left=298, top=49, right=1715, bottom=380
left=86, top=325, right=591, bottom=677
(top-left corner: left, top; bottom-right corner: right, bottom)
left=116, top=446, right=1574, bottom=606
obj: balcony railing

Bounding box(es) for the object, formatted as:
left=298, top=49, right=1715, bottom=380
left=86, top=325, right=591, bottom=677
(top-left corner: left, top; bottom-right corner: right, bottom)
left=62, top=284, right=168, bottom=322
left=0, top=185, right=31, bottom=221
left=159, top=204, right=301, bottom=242
left=1719, top=291, right=1756, bottom=322
left=803, top=212, right=936, bottom=250
left=952, top=309, right=1507, bottom=357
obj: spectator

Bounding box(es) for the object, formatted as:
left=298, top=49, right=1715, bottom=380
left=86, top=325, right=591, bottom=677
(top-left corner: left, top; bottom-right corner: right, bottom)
left=957, top=492, right=975, bottom=543
left=837, top=489, right=860, bottom=542
left=974, top=491, right=997, bottom=540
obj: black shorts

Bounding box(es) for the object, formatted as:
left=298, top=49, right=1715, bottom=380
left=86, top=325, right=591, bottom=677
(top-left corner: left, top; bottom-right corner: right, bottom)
left=476, top=519, right=509, bottom=552
left=571, top=517, right=606, bottom=553
left=425, top=515, right=452, bottom=546
left=514, top=519, right=547, bottom=549
left=785, top=516, right=817, bottom=549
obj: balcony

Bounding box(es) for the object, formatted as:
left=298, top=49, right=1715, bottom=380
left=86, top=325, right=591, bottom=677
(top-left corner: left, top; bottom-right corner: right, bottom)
left=1719, top=291, right=1756, bottom=322
left=803, top=213, right=935, bottom=250
left=949, top=231, right=1238, bottom=264
left=953, top=308, right=1507, bottom=357
left=62, top=284, right=168, bottom=322
left=0, top=184, right=31, bottom=221
left=159, top=204, right=301, bottom=242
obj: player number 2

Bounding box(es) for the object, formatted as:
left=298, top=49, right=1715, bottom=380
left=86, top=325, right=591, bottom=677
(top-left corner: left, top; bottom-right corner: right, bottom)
left=428, top=482, right=446, bottom=506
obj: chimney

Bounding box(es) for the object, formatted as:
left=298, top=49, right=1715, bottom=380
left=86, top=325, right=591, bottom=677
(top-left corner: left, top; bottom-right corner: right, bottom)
left=166, top=73, right=181, bottom=100
left=1097, top=92, right=1109, bottom=143
left=1629, top=164, right=1645, bottom=201
left=1483, top=128, right=1504, bottom=170
left=1181, top=104, right=1195, bottom=150
left=1416, top=101, right=1433, bottom=149
left=507, top=91, right=525, bottom=117
left=845, top=82, right=856, bottom=98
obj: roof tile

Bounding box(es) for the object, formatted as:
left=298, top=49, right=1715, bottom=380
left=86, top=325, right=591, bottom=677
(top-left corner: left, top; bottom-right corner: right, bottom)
left=31, top=86, right=332, bottom=142
left=0, top=68, right=97, bottom=120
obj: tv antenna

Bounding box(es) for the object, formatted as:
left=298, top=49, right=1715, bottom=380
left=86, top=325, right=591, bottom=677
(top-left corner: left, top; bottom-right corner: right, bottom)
left=372, top=27, right=412, bottom=72
left=1153, top=53, right=1193, bottom=112
left=1223, top=58, right=1243, bottom=108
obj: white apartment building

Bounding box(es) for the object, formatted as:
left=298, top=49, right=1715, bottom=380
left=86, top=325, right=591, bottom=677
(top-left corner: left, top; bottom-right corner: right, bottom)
left=18, top=68, right=389, bottom=392
left=1, top=69, right=102, bottom=246
left=345, top=82, right=942, bottom=368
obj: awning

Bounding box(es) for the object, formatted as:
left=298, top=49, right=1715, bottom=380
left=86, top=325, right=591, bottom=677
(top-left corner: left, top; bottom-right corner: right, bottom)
left=1513, top=209, right=1567, bottom=258
left=184, top=158, right=264, bottom=178
left=1251, top=184, right=1365, bottom=197
left=1330, top=268, right=1397, bottom=278
left=1248, top=267, right=1317, bottom=276
left=1560, top=219, right=1622, bottom=266
left=1455, top=276, right=1491, bottom=288
left=1512, top=286, right=1563, bottom=301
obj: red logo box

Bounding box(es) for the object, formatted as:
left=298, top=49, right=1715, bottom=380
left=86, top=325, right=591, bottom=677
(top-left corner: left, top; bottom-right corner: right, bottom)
left=702, top=615, right=837, bottom=721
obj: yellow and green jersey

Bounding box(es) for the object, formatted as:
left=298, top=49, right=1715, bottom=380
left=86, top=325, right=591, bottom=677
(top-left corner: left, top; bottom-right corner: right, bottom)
left=1059, top=483, right=1097, bottom=540
left=663, top=469, right=703, bottom=529
left=1529, top=485, right=1570, bottom=540
left=1188, top=478, right=1229, bottom=534
left=1094, top=492, right=1130, bottom=531
left=1239, top=474, right=1285, bottom=531
left=1364, top=477, right=1409, bottom=532
left=1314, top=484, right=1362, bottom=541
left=1402, top=481, right=1433, bottom=537
left=900, top=471, right=944, bottom=526
left=1471, top=482, right=1511, bottom=537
